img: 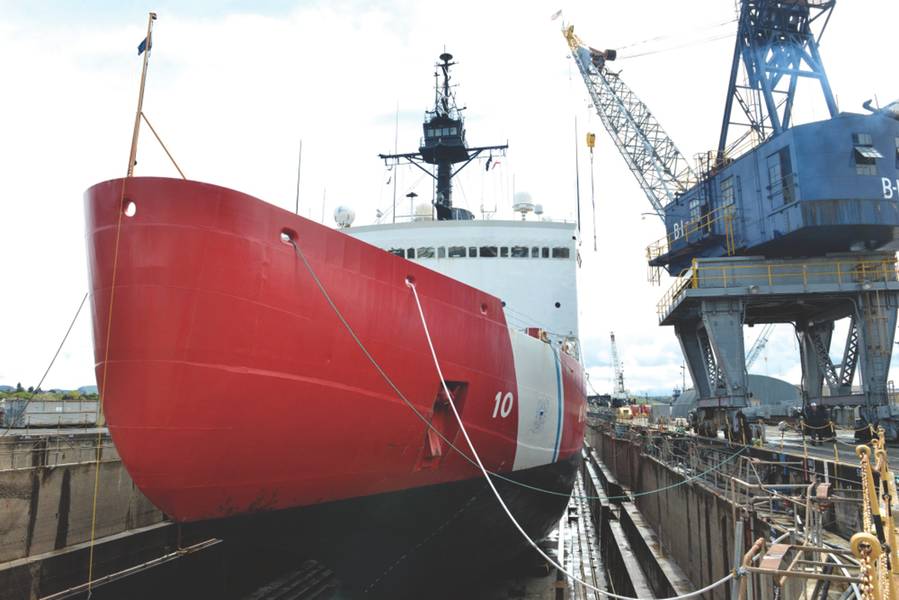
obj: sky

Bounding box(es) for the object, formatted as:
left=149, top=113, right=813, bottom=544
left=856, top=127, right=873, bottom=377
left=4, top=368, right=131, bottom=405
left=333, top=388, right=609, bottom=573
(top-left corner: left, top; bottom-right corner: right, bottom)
left=1, top=0, right=898, bottom=396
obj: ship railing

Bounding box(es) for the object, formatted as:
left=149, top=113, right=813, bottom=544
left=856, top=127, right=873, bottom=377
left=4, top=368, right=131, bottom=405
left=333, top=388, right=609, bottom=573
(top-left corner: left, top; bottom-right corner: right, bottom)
left=503, top=312, right=581, bottom=360
left=656, top=255, right=899, bottom=322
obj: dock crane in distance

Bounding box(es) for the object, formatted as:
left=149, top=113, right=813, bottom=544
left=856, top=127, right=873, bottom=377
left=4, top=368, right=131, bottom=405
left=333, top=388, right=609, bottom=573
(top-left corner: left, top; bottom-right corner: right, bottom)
left=609, top=332, right=628, bottom=407
left=745, top=323, right=775, bottom=371
left=565, top=1, right=899, bottom=439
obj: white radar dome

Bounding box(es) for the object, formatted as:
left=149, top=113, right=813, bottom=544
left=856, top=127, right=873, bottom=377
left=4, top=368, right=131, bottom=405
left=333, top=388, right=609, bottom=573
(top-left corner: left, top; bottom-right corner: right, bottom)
left=334, top=206, right=355, bottom=228
left=512, top=192, right=535, bottom=220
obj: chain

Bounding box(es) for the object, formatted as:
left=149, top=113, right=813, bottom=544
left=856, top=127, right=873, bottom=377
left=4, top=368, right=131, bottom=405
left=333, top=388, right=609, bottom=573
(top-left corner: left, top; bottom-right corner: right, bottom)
left=859, top=547, right=874, bottom=600
left=861, top=450, right=873, bottom=533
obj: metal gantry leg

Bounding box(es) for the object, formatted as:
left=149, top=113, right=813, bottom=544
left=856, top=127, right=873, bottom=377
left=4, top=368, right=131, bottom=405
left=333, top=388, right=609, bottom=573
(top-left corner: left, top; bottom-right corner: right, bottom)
left=659, top=253, right=899, bottom=440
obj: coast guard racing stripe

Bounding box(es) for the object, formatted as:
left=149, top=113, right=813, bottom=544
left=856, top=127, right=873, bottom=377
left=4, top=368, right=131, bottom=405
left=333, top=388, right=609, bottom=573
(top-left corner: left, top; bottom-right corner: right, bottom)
left=509, top=331, right=564, bottom=471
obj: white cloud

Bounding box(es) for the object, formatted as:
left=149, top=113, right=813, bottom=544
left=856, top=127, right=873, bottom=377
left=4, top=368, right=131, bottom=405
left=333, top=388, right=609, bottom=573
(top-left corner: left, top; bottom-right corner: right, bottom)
left=1, top=1, right=897, bottom=396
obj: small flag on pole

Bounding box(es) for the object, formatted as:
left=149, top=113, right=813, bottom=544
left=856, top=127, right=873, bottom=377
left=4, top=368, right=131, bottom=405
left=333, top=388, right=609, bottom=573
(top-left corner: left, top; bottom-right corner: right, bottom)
left=137, top=36, right=151, bottom=55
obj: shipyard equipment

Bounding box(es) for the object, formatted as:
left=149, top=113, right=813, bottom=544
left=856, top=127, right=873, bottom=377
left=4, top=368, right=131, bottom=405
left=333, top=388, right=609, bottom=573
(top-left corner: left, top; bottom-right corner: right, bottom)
left=609, top=332, right=628, bottom=405
left=745, top=323, right=775, bottom=371
left=565, top=0, right=899, bottom=438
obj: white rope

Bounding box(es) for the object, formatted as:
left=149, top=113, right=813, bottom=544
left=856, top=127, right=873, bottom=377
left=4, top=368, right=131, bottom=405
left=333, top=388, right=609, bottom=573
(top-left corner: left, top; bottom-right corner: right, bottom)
left=406, top=280, right=736, bottom=600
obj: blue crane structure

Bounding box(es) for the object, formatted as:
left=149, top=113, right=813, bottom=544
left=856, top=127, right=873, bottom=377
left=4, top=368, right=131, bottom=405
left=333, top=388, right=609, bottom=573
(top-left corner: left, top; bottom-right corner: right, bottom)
left=566, top=0, right=899, bottom=438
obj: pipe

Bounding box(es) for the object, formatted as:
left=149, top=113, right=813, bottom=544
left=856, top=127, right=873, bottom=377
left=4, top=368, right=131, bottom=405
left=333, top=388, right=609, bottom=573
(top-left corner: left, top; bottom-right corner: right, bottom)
left=738, top=537, right=766, bottom=600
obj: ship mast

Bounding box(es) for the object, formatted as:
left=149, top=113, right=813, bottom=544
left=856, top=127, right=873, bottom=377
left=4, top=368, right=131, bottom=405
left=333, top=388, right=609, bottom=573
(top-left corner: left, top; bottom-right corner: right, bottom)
left=379, top=52, right=507, bottom=221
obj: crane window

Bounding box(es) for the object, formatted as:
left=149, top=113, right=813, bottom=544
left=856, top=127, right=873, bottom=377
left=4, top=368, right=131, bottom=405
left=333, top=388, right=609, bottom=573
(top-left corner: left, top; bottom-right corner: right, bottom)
left=854, top=148, right=880, bottom=175
left=767, top=147, right=795, bottom=205
left=437, top=247, right=446, bottom=258
left=500, top=247, right=509, bottom=257
left=688, top=197, right=702, bottom=221
left=448, top=246, right=466, bottom=258
left=552, top=247, right=570, bottom=258
left=417, top=247, right=435, bottom=258
left=479, top=246, right=498, bottom=257
left=853, top=133, right=882, bottom=175
left=511, top=246, right=529, bottom=257
left=720, top=176, right=736, bottom=207
left=468, top=246, right=477, bottom=257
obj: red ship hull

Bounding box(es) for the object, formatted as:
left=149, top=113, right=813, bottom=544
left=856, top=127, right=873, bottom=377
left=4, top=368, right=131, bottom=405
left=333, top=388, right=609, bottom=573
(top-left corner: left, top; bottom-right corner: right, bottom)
left=85, top=177, right=586, bottom=593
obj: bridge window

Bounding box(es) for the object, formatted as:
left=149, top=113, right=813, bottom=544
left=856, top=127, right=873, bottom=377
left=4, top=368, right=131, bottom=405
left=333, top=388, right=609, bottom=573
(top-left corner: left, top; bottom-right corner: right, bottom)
left=500, top=247, right=509, bottom=257
left=417, top=247, right=435, bottom=258
left=388, top=248, right=404, bottom=257
left=552, top=247, right=570, bottom=258
left=511, top=246, right=529, bottom=258
left=479, top=246, right=498, bottom=257
left=448, top=246, right=466, bottom=258
left=407, top=247, right=415, bottom=259
left=531, top=246, right=540, bottom=258
left=468, top=246, right=477, bottom=257
left=541, top=247, right=550, bottom=258
left=437, top=247, right=446, bottom=258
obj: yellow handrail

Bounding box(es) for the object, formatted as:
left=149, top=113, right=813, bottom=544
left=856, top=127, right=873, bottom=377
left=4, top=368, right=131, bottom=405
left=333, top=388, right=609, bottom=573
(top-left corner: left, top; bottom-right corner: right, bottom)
left=646, top=203, right=738, bottom=261
left=656, top=256, right=899, bottom=320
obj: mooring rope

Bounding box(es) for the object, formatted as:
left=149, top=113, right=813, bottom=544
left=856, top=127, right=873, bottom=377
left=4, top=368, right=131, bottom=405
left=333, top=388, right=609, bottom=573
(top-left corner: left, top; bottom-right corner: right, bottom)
left=86, top=178, right=129, bottom=597
left=407, top=279, right=736, bottom=600
left=0, top=291, right=88, bottom=437
left=287, top=238, right=747, bottom=503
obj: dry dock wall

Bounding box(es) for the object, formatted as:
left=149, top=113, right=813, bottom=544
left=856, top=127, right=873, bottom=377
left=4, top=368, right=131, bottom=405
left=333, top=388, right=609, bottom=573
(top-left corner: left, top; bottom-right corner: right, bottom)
left=0, top=446, right=162, bottom=564
left=588, top=428, right=768, bottom=600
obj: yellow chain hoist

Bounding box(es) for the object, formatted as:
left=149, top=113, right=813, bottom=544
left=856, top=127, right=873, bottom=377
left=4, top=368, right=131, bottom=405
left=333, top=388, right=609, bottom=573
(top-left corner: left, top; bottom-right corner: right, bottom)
left=851, top=428, right=899, bottom=600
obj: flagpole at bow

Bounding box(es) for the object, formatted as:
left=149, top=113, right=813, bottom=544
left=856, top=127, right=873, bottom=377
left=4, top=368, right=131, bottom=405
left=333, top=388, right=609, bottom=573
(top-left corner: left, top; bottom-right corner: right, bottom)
left=127, top=11, right=157, bottom=177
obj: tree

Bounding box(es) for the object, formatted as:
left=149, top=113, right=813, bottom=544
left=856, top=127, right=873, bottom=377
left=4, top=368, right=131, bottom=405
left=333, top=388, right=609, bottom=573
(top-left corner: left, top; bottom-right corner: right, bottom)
left=15, top=382, right=23, bottom=392
left=27, top=386, right=34, bottom=393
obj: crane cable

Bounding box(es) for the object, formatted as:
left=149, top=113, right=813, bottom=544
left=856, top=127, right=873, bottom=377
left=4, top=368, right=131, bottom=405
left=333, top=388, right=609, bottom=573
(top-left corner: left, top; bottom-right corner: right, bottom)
left=408, top=280, right=736, bottom=599
left=618, top=32, right=734, bottom=60
left=587, top=133, right=598, bottom=251
left=615, top=18, right=737, bottom=51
